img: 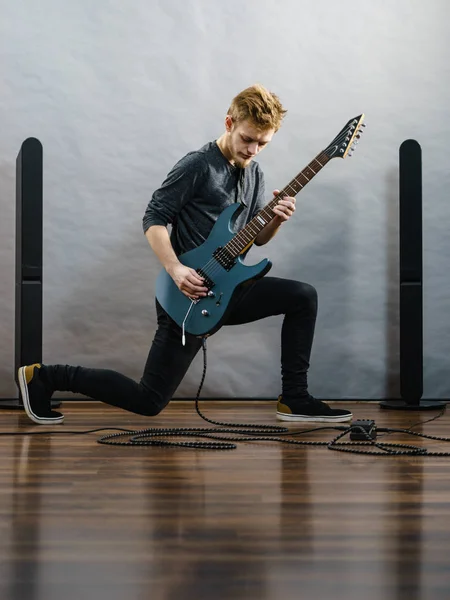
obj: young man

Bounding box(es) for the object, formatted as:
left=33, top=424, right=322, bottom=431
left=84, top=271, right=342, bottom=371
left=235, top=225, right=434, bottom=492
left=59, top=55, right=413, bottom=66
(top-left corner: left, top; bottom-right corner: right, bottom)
left=18, top=84, right=352, bottom=425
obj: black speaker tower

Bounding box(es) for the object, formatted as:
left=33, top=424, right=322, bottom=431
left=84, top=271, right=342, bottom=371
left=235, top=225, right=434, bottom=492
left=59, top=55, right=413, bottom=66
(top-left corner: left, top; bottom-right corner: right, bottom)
left=0, top=138, right=60, bottom=409
left=380, top=140, right=445, bottom=410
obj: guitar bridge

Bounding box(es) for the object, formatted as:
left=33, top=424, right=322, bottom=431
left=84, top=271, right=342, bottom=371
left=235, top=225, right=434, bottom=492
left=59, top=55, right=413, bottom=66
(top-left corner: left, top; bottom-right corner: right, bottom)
left=213, top=246, right=236, bottom=271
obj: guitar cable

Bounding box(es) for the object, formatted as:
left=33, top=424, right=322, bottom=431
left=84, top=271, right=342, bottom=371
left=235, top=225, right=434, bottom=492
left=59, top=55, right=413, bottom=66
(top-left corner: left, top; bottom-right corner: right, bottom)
left=96, top=339, right=450, bottom=456
left=1, top=339, right=448, bottom=456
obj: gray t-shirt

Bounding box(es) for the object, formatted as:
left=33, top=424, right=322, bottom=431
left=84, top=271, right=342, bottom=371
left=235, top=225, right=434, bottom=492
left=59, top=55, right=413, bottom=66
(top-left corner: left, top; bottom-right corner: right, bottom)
left=142, top=141, right=266, bottom=256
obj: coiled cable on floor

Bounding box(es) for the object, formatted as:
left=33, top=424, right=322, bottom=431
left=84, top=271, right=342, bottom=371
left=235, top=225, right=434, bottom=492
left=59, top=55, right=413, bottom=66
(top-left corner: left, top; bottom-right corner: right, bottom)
left=97, top=339, right=450, bottom=456
left=97, top=338, right=339, bottom=450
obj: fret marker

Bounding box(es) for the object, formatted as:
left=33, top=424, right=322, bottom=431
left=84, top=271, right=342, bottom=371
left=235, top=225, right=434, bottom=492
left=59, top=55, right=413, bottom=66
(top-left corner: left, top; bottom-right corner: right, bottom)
left=256, top=215, right=266, bottom=225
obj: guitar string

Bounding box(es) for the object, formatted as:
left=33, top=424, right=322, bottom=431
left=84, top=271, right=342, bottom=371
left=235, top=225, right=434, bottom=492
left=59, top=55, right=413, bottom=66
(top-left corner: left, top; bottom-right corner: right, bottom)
left=180, top=124, right=358, bottom=320
left=205, top=123, right=356, bottom=279
left=191, top=146, right=347, bottom=292
left=194, top=151, right=330, bottom=283
left=179, top=126, right=357, bottom=333
left=196, top=125, right=354, bottom=283
left=197, top=130, right=353, bottom=287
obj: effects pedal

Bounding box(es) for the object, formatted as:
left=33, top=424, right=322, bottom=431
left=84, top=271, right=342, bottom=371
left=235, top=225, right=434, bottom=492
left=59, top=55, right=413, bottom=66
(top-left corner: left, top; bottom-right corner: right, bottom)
left=349, top=419, right=377, bottom=441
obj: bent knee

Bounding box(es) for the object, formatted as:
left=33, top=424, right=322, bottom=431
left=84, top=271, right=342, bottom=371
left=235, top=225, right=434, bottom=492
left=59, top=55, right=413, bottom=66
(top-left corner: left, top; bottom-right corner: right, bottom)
left=137, top=385, right=170, bottom=416
left=293, top=282, right=318, bottom=313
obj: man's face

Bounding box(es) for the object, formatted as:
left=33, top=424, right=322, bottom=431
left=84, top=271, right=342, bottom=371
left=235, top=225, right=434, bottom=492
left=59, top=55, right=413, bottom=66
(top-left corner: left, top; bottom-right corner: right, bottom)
left=226, top=117, right=275, bottom=168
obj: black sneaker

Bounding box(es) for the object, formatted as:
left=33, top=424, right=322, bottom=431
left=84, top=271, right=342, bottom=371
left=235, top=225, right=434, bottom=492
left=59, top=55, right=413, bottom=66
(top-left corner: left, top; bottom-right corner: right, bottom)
left=277, top=394, right=352, bottom=423
left=18, top=364, right=64, bottom=425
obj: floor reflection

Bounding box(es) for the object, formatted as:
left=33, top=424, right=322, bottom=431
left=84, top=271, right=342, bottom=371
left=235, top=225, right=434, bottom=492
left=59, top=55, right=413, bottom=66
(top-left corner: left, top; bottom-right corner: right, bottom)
left=140, top=442, right=313, bottom=599
left=385, top=424, right=424, bottom=600
left=6, top=433, right=51, bottom=600
left=2, top=411, right=448, bottom=600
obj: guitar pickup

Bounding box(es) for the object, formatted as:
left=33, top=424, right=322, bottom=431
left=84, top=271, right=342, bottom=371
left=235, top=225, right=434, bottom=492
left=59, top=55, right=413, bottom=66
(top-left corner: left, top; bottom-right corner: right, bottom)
left=196, top=268, right=215, bottom=290
left=213, top=246, right=236, bottom=271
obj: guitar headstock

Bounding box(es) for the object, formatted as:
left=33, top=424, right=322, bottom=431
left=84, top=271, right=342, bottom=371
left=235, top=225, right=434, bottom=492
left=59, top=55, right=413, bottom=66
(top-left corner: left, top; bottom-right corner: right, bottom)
left=324, top=114, right=366, bottom=159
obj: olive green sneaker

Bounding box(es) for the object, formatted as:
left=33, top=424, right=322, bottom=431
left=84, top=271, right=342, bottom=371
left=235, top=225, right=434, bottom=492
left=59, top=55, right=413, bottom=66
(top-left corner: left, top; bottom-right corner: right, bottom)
left=18, top=364, right=64, bottom=425
left=277, top=395, right=352, bottom=423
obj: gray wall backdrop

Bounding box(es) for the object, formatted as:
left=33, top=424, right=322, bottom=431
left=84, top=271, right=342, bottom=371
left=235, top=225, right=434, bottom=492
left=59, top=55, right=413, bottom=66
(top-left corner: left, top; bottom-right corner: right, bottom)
left=1, top=0, right=449, bottom=400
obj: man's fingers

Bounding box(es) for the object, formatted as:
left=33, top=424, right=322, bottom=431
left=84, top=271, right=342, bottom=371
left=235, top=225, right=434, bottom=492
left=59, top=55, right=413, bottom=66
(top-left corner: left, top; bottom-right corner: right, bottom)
left=182, top=276, right=208, bottom=297
left=186, top=274, right=207, bottom=289
left=188, top=268, right=206, bottom=284
left=277, top=199, right=295, bottom=212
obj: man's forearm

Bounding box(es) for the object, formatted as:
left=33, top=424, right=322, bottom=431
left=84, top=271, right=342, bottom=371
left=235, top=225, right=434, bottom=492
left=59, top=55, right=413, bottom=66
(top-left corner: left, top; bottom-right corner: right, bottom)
left=254, top=217, right=283, bottom=246
left=145, top=225, right=180, bottom=275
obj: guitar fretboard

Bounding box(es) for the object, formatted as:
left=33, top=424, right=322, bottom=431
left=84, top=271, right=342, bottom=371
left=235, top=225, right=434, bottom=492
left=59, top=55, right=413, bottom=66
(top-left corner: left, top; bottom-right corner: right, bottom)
left=225, top=151, right=331, bottom=257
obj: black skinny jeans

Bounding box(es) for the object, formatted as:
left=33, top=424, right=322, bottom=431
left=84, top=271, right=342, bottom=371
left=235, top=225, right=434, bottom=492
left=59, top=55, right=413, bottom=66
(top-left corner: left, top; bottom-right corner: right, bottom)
left=42, top=277, right=317, bottom=415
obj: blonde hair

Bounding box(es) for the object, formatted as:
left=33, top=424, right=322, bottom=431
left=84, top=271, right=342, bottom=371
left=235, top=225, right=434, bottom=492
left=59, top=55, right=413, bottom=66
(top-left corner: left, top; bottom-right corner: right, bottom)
left=228, top=84, right=287, bottom=132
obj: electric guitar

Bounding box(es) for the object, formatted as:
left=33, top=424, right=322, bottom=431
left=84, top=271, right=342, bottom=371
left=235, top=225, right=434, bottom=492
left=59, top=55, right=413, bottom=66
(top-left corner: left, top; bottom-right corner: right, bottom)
left=156, top=114, right=366, bottom=341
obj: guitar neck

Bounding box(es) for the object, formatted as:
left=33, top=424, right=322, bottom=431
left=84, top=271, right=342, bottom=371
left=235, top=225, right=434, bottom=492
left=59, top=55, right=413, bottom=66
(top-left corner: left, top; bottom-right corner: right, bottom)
left=226, top=150, right=331, bottom=257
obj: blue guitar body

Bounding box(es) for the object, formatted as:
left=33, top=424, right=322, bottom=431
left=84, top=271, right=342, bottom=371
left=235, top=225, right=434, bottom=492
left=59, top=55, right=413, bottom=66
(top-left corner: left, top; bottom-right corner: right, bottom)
left=155, top=204, right=272, bottom=337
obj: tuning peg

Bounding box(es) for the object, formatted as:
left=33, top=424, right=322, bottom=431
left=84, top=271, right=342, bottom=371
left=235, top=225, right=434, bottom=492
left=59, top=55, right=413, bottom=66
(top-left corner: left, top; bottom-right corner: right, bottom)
left=361, top=123, right=366, bottom=127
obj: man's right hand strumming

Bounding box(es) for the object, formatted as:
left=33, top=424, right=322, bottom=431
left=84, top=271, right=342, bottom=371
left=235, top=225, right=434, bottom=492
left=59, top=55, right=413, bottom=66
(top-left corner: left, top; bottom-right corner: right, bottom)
left=146, top=225, right=207, bottom=300
left=168, top=263, right=208, bottom=300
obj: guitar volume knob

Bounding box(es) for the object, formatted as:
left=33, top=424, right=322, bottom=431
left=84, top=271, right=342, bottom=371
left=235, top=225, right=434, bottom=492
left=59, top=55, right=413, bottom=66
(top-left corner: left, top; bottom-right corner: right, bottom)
left=201, top=310, right=209, bottom=317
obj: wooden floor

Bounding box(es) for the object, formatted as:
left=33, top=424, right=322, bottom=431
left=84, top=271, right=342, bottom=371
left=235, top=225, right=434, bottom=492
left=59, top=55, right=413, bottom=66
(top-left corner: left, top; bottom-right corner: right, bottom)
left=1, top=400, right=450, bottom=600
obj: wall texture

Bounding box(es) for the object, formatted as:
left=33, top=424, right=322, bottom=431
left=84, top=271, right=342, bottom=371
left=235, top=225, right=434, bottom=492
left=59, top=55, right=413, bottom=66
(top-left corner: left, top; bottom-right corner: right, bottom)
left=1, top=0, right=449, bottom=400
